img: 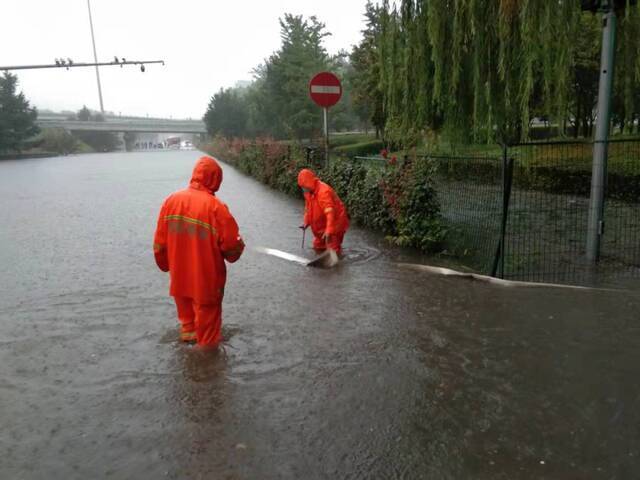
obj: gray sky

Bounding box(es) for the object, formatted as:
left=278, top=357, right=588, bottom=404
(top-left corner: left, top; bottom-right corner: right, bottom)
left=1, top=0, right=369, bottom=119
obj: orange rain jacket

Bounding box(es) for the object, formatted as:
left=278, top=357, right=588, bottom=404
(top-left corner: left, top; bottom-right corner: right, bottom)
left=298, top=169, right=349, bottom=237
left=153, top=156, right=244, bottom=305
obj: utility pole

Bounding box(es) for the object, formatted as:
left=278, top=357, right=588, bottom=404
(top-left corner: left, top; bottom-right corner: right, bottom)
left=586, top=3, right=617, bottom=263
left=87, top=0, right=105, bottom=114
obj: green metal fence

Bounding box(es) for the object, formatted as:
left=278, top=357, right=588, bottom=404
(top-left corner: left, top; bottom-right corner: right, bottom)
left=429, top=139, right=640, bottom=285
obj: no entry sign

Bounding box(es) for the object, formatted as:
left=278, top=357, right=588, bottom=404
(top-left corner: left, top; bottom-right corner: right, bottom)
left=309, top=71, right=342, bottom=108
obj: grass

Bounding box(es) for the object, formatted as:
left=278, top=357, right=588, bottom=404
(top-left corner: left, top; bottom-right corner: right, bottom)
left=510, top=141, right=640, bottom=175
left=329, top=132, right=378, bottom=148
left=435, top=174, right=640, bottom=284
left=333, top=139, right=384, bottom=158
left=277, top=132, right=378, bottom=151
left=401, top=137, right=640, bottom=175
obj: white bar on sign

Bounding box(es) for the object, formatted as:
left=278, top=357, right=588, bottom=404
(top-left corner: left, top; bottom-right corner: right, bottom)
left=311, top=85, right=341, bottom=94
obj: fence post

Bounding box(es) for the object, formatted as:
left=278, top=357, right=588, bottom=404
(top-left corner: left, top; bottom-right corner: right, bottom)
left=491, top=145, right=514, bottom=278
left=586, top=7, right=617, bottom=263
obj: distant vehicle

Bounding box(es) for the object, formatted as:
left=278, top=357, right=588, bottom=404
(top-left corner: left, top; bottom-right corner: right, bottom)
left=166, top=136, right=181, bottom=149
left=180, top=140, right=195, bottom=150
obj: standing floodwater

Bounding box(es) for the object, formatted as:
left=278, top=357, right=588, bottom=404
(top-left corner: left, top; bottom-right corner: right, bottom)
left=1, top=151, right=639, bottom=479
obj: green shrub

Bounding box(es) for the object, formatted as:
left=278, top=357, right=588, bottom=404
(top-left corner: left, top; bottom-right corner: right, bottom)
left=393, top=159, right=447, bottom=251
left=320, top=158, right=395, bottom=233
left=203, top=136, right=445, bottom=253
left=33, top=128, right=78, bottom=155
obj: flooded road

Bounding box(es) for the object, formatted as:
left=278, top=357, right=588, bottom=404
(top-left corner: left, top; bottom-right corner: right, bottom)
left=1, top=151, right=639, bottom=479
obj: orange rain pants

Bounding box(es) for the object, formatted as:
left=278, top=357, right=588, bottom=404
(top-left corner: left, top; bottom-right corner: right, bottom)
left=154, top=156, right=244, bottom=348
left=298, top=169, right=349, bottom=255
left=174, top=296, right=222, bottom=345
left=312, top=232, right=346, bottom=253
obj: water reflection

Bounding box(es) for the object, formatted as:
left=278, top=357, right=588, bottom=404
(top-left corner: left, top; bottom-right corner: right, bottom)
left=1, top=152, right=639, bottom=478
left=164, top=343, right=233, bottom=478
left=179, top=346, right=228, bottom=384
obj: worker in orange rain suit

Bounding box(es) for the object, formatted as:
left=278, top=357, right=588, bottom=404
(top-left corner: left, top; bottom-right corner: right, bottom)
left=153, top=156, right=244, bottom=348
left=298, top=168, right=349, bottom=256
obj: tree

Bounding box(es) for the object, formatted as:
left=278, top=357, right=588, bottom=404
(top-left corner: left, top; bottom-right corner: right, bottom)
left=614, top=4, right=640, bottom=134
left=40, top=128, right=77, bottom=155
left=74, top=130, right=120, bottom=152
left=0, top=72, right=39, bottom=153
left=77, top=105, right=91, bottom=121
left=73, top=106, right=119, bottom=151
left=203, top=88, right=249, bottom=137
left=255, top=14, right=331, bottom=139
left=203, top=13, right=361, bottom=140
left=349, top=2, right=386, bottom=137
left=569, top=14, right=601, bottom=138
left=327, top=51, right=360, bottom=132
left=352, top=0, right=640, bottom=145
left=123, top=132, right=137, bottom=151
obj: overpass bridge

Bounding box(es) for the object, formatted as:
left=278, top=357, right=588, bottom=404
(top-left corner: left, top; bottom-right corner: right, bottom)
left=36, top=115, right=207, bottom=134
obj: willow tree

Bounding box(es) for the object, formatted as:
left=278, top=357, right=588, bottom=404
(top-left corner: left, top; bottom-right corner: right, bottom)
left=615, top=4, right=640, bottom=133
left=356, top=0, right=640, bottom=145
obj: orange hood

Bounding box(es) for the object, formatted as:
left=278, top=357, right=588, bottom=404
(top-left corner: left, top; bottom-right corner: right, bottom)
left=298, top=168, right=318, bottom=191
left=190, top=156, right=223, bottom=193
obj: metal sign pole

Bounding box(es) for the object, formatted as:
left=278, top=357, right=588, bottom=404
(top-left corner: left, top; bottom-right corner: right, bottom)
left=309, top=71, right=341, bottom=166
left=586, top=7, right=617, bottom=263
left=323, top=107, right=329, bottom=165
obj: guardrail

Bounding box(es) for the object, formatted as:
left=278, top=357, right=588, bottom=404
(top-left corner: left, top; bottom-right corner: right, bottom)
left=36, top=118, right=206, bottom=134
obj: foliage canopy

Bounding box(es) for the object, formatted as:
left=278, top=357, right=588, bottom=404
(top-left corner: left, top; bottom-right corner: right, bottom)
left=0, top=72, right=39, bottom=153
left=349, top=0, right=640, bottom=145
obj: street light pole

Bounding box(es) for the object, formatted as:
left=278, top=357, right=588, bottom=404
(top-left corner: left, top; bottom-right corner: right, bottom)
left=1, top=60, right=165, bottom=71
left=87, top=0, right=105, bottom=114
left=586, top=5, right=617, bottom=263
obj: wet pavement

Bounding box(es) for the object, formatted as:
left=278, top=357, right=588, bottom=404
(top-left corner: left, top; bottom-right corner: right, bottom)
left=1, top=151, right=639, bottom=479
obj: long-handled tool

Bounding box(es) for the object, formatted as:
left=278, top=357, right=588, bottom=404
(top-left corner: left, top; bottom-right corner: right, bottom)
left=253, top=246, right=310, bottom=265
left=306, top=248, right=339, bottom=268
left=254, top=241, right=339, bottom=268
left=254, top=227, right=339, bottom=269
left=306, top=231, right=339, bottom=268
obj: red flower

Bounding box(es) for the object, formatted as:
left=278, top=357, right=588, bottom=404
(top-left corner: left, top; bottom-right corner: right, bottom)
left=389, top=155, right=397, bottom=166
left=381, top=148, right=389, bottom=159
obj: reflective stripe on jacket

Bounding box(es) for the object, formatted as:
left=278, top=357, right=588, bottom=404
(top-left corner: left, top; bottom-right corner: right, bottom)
left=153, top=156, right=244, bottom=304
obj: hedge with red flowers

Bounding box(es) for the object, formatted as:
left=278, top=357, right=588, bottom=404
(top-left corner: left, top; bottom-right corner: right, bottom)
left=204, top=135, right=446, bottom=252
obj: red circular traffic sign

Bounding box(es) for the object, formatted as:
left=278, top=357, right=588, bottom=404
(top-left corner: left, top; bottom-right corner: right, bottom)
left=309, top=71, right=342, bottom=108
